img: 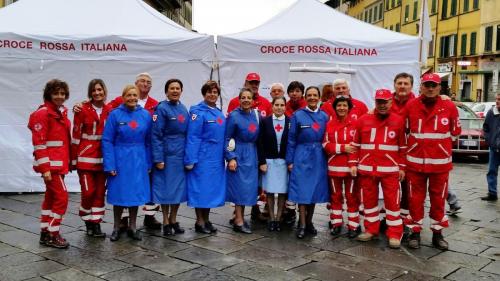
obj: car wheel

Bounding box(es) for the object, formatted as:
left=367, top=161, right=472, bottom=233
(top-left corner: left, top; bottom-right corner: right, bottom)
left=478, top=154, right=489, bottom=163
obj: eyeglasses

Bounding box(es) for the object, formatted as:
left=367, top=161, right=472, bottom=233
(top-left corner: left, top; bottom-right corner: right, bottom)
left=422, top=82, right=438, bottom=89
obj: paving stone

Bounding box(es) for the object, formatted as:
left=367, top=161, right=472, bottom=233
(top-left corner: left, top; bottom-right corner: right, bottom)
left=472, top=228, right=500, bottom=239
left=305, top=250, right=406, bottom=279
left=0, top=229, right=57, bottom=254
left=446, top=267, right=500, bottom=281
left=0, top=251, right=46, bottom=266
left=161, top=227, right=211, bottom=242
left=40, top=247, right=131, bottom=276
left=0, top=260, right=66, bottom=281
left=223, top=261, right=305, bottom=281
left=391, top=271, right=442, bottom=281
left=290, top=261, right=371, bottom=281
left=0, top=196, right=41, bottom=216
left=0, top=222, right=16, bottom=231
left=171, top=246, right=243, bottom=270
left=100, top=266, right=173, bottom=281
left=0, top=242, right=23, bottom=257
left=429, top=250, right=492, bottom=270
left=215, top=227, right=264, bottom=243
left=174, top=266, right=251, bottom=281
left=248, top=237, right=319, bottom=257
left=134, top=234, right=192, bottom=254
left=300, top=231, right=362, bottom=252
left=117, top=250, right=200, bottom=276
left=24, top=277, right=50, bottom=281
left=0, top=209, right=43, bottom=233
left=188, top=235, right=247, bottom=254
left=341, top=245, right=459, bottom=277
left=481, top=260, right=500, bottom=275
left=479, top=247, right=500, bottom=261
left=230, top=245, right=310, bottom=270
left=7, top=193, right=45, bottom=203
left=445, top=239, right=490, bottom=255
left=61, top=230, right=142, bottom=256
left=43, top=268, right=104, bottom=281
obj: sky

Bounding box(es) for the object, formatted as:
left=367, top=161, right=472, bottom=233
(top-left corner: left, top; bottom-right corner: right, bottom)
left=192, top=0, right=299, bottom=36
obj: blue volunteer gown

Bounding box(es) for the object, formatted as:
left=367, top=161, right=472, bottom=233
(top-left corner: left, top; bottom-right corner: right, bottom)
left=151, top=100, right=189, bottom=204
left=184, top=101, right=226, bottom=208
left=102, top=104, right=152, bottom=207
left=225, top=108, right=260, bottom=206
left=286, top=107, right=329, bottom=204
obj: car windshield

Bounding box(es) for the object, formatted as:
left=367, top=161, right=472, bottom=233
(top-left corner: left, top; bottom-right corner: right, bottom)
left=457, top=105, right=483, bottom=129
left=471, top=104, right=485, bottom=112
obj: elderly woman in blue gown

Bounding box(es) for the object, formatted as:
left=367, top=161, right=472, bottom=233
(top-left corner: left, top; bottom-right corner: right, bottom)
left=103, top=85, right=152, bottom=241
left=225, top=88, right=260, bottom=234
left=151, top=79, right=189, bottom=236
left=184, top=80, right=226, bottom=234
left=286, top=86, right=329, bottom=239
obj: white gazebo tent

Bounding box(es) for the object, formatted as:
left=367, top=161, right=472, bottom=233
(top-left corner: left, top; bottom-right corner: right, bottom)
left=0, top=0, right=215, bottom=192
left=216, top=0, right=421, bottom=111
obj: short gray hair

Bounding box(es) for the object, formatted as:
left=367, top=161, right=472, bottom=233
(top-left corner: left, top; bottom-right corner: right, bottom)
left=333, top=78, right=350, bottom=88
left=136, top=72, right=152, bottom=82
left=270, top=82, right=285, bottom=91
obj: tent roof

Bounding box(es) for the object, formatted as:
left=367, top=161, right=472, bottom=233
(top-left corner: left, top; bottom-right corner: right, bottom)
left=217, top=0, right=420, bottom=64
left=0, top=0, right=214, bottom=62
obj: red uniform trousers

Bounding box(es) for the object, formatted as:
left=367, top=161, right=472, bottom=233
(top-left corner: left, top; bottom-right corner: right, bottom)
left=405, top=171, right=449, bottom=233
left=359, top=174, right=403, bottom=240
left=78, top=170, right=106, bottom=223
left=40, top=173, right=68, bottom=235
left=329, top=176, right=360, bottom=230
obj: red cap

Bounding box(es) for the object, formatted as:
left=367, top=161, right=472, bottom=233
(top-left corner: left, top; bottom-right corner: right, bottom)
left=245, top=72, right=260, bottom=82
left=374, top=89, right=392, bottom=100
left=421, top=73, right=441, bottom=84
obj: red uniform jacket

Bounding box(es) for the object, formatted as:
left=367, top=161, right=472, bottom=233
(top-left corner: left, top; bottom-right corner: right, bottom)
left=323, top=116, right=356, bottom=177
left=390, top=92, right=416, bottom=115
left=227, top=94, right=272, bottom=117
left=71, top=102, right=112, bottom=171
left=349, top=112, right=407, bottom=176
left=108, top=95, right=158, bottom=115
left=403, top=96, right=461, bottom=173
left=321, top=97, right=368, bottom=121
left=28, top=102, right=71, bottom=174
left=285, top=98, right=307, bottom=117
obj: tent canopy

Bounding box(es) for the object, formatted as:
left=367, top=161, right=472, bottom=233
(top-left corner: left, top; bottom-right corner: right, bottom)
left=0, top=0, right=214, bottom=62
left=217, top=0, right=419, bottom=64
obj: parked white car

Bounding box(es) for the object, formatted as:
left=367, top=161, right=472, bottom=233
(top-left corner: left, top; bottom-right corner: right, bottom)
left=471, top=102, right=496, bottom=118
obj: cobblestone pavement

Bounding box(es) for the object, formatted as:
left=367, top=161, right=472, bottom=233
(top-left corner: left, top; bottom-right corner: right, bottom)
left=0, top=159, right=499, bottom=281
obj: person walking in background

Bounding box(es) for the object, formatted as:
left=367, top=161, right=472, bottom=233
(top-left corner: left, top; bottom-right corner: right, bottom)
left=71, top=79, right=111, bottom=238
left=482, top=92, right=500, bottom=202
left=28, top=79, right=72, bottom=249
left=151, top=79, right=189, bottom=236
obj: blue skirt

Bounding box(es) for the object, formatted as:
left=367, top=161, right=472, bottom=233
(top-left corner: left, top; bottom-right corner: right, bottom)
left=226, top=143, right=258, bottom=206
left=262, top=158, right=288, bottom=194
left=152, top=156, right=187, bottom=204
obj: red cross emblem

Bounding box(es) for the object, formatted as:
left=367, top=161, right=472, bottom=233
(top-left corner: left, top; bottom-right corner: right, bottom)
left=274, top=123, right=283, bottom=132
left=178, top=114, right=185, bottom=123
left=312, top=122, right=320, bottom=132
left=129, top=120, right=138, bottom=129
left=216, top=117, right=223, bottom=125
left=248, top=123, right=257, bottom=133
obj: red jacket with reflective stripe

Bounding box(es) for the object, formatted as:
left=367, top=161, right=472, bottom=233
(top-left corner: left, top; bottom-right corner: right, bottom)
left=71, top=102, right=112, bottom=171
left=28, top=102, right=71, bottom=174
left=321, top=97, right=368, bottom=121
left=285, top=98, right=307, bottom=117
left=390, top=92, right=416, bottom=115
left=323, top=116, right=356, bottom=177
left=403, top=96, right=461, bottom=173
left=349, top=112, right=407, bottom=176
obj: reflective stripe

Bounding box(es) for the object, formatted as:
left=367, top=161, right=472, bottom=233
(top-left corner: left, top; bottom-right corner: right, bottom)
left=46, top=141, right=63, bottom=147
left=360, top=144, right=375, bottom=150
left=72, top=139, right=80, bottom=145
left=78, top=157, right=103, bottom=164
left=410, top=132, right=451, bottom=139
left=386, top=219, right=402, bottom=226
left=41, top=209, right=51, bottom=215
left=358, top=164, right=373, bottom=172
left=143, top=210, right=156, bottom=216
left=370, top=128, right=376, bottom=142
left=51, top=161, right=63, bottom=167
left=379, top=144, right=399, bottom=151
left=400, top=209, right=409, bottom=215
left=430, top=216, right=448, bottom=225
left=81, top=214, right=92, bottom=221
left=347, top=221, right=359, bottom=228
left=71, top=160, right=77, bottom=165
left=34, top=145, right=47, bottom=151
left=335, top=144, right=342, bottom=154
left=407, top=155, right=452, bottom=165
left=359, top=165, right=399, bottom=172
left=34, top=157, right=50, bottom=166
left=48, top=225, right=60, bottom=232
left=82, top=133, right=102, bottom=140
left=51, top=213, right=62, bottom=219
left=430, top=225, right=444, bottom=230
left=91, top=214, right=104, bottom=220
left=365, top=216, right=379, bottom=222
left=92, top=207, right=106, bottom=212
left=40, top=222, right=49, bottom=228
left=79, top=207, right=91, bottom=213
left=347, top=212, right=358, bottom=218
left=385, top=209, right=400, bottom=217
left=328, top=166, right=351, bottom=172
left=331, top=209, right=342, bottom=215
left=83, top=174, right=88, bottom=192
left=364, top=206, right=379, bottom=214
left=330, top=219, right=343, bottom=224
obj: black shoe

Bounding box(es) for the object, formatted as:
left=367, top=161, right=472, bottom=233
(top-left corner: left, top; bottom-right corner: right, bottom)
left=85, top=221, right=95, bottom=236
left=127, top=229, right=142, bottom=241
left=171, top=222, right=185, bottom=234
left=194, top=223, right=211, bottom=234
left=144, top=215, right=162, bottom=230
left=229, top=218, right=235, bottom=225
left=407, top=232, right=421, bottom=249
left=296, top=227, right=306, bottom=239
left=347, top=229, right=359, bottom=239
left=330, top=226, right=342, bottom=236
left=119, top=217, right=129, bottom=233
left=162, top=224, right=173, bottom=236
left=93, top=223, right=106, bottom=238
left=379, top=218, right=387, bottom=233
left=447, top=203, right=462, bottom=215
left=432, top=232, right=449, bottom=250
left=46, top=233, right=69, bottom=249
left=110, top=230, right=121, bottom=242
left=267, top=221, right=276, bottom=232
left=283, top=210, right=296, bottom=226
left=233, top=222, right=252, bottom=234
left=402, top=226, right=410, bottom=242
left=481, top=194, right=498, bottom=201
left=305, top=223, right=318, bottom=235
left=39, top=231, right=50, bottom=245
left=275, top=221, right=282, bottom=232
left=205, top=221, right=217, bottom=233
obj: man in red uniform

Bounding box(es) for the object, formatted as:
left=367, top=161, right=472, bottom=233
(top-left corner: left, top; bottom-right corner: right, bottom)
left=321, top=78, right=368, bottom=121
left=403, top=73, right=461, bottom=250
left=227, top=72, right=272, bottom=117
left=350, top=89, right=407, bottom=249
left=285, top=81, right=307, bottom=117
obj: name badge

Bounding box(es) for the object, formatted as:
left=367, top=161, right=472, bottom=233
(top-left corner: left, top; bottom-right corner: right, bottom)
left=207, top=120, right=216, bottom=123
left=118, top=122, right=127, bottom=125
left=300, top=125, right=311, bottom=128
left=170, top=117, right=177, bottom=120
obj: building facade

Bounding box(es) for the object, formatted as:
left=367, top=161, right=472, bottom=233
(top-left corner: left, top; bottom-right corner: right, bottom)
left=331, top=0, right=499, bottom=101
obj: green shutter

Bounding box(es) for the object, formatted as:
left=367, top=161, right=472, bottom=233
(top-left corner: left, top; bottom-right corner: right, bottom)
left=442, top=0, right=448, bottom=19
left=431, top=0, right=437, bottom=13
left=461, top=33, right=467, bottom=55
left=473, top=0, right=478, bottom=9
left=463, top=0, right=469, bottom=12
left=405, top=5, right=409, bottom=22
left=470, top=32, right=476, bottom=54
left=413, top=1, right=418, bottom=20
left=485, top=26, right=493, bottom=52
